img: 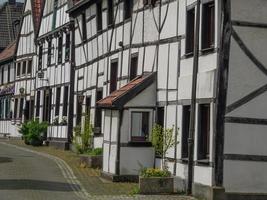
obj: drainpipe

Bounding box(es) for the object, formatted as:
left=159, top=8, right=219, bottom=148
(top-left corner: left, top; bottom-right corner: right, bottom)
left=187, top=0, right=201, bottom=195
left=115, top=109, right=123, bottom=176
left=67, top=20, right=75, bottom=146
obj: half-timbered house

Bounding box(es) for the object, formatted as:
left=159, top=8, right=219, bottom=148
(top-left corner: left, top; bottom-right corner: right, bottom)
left=35, top=0, right=72, bottom=149
left=67, top=0, right=218, bottom=197
left=67, top=0, right=267, bottom=200
left=14, top=0, right=43, bottom=127
left=0, top=41, right=18, bottom=137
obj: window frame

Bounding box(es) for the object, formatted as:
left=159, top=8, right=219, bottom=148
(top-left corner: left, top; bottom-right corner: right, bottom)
left=130, top=53, right=138, bottom=81
left=197, top=103, right=211, bottom=161
left=16, top=62, right=21, bottom=77
left=181, top=105, right=191, bottom=159
left=124, top=0, right=133, bottom=20
left=62, top=86, right=69, bottom=116
left=57, top=35, right=63, bottom=64
left=55, top=87, right=61, bottom=116
left=201, top=0, right=215, bottom=51
left=129, top=108, right=153, bottom=143
left=185, top=7, right=195, bottom=55
left=96, top=1, right=103, bottom=32
left=110, top=59, right=118, bottom=94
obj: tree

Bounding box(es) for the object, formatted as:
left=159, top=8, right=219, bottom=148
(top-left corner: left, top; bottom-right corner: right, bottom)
left=151, top=124, right=178, bottom=169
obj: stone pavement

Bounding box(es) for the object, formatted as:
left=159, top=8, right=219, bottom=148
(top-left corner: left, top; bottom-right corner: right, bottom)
left=0, top=140, right=197, bottom=200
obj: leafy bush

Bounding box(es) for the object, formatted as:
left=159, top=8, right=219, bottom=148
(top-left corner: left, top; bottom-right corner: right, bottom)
left=140, top=168, right=171, bottom=178
left=72, top=115, right=93, bottom=154
left=85, top=148, right=103, bottom=156
left=19, top=120, right=48, bottom=146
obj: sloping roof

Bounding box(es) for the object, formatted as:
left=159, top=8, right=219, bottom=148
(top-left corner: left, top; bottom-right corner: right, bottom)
left=97, top=72, right=156, bottom=109
left=0, top=40, right=16, bottom=63
left=0, top=1, right=24, bottom=52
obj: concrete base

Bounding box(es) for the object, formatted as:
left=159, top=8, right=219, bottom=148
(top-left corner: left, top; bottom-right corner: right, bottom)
left=100, top=171, right=139, bottom=182
left=226, top=193, right=267, bottom=200
left=139, top=176, right=174, bottom=194
left=49, top=140, right=69, bottom=150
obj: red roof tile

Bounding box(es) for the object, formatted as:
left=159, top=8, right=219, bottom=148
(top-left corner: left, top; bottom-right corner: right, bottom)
left=0, top=41, right=16, bottom=62
left=97, top=72, right=156, bottom=109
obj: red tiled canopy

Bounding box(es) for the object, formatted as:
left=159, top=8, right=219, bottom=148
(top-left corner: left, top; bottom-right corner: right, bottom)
left=97, top=72, right=156, bottom=109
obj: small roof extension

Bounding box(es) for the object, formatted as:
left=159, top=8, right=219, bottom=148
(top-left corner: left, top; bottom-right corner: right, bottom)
left=97, top=72, right=156, bottom=109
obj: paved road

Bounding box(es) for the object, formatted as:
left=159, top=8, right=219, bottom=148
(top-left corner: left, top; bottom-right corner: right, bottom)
left=0, top=142, right=82, bottom=200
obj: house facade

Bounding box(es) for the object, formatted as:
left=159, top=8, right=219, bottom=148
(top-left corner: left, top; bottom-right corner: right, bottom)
left=0, top=41, right=18, bottom=137
left=0, top=0, right=266, bottom=199
left=13, top=0, right=43, bottom=131
left=67, top=0, right=220, bottom=198
left=35, top=0, right=72, bottom=148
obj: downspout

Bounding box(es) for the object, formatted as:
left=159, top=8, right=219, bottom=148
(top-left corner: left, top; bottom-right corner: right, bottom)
left=187, top=0, right=201, bottom=195
left=67, top=20, right=75, bottom=145
left=115, top=109, right=123, bottom=176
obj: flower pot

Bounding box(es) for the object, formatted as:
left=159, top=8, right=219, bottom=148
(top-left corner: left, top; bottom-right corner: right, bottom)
left=139, top=176, right=174, bottom=194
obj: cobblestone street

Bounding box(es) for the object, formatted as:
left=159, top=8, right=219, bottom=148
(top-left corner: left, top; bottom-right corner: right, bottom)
left=0, top=140, right=197, bottom=200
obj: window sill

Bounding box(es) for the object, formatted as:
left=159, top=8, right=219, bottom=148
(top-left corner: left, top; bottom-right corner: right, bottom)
left=127, top=141, right=152, bottom=147
left=200, top=47, right=215, bottom=55
left=196, top=159, right=210, bottom=166
left=181, top=157, right=189, bottom=163
left=184, top=52, right=194, bottom=58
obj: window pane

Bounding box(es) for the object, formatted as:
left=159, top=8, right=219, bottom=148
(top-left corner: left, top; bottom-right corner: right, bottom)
left=131, top=112, right=149, bottom=142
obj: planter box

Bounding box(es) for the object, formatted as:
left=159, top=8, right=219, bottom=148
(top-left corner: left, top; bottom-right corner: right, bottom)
left=139, top=176, right=174, bottom=194
left=79, top=155, right=102, bottom=169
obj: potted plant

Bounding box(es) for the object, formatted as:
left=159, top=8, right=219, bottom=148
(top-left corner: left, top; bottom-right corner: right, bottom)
left=139, top=168, right=173, bottom=194
left=138, top=124, right=178, bottom=194
left=19, top=120, right=48, bottom=146
left=52, top=117, right=59, bottom=125
left=59, top=116, right=68, bottom=125
left=72, top=115, right=103, bottom=168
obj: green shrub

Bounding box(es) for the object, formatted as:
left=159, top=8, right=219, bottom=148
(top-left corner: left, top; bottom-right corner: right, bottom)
left=19, top=120, right=48, bottom=146
left=72, top=115, right=93, bottom=154
left=140, top=168, right=171, bottom=178
left=85, top=148, right=103, bottom=156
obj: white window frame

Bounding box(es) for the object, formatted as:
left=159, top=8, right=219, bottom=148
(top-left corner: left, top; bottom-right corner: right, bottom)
left=128, top=108, right=153, bottom=142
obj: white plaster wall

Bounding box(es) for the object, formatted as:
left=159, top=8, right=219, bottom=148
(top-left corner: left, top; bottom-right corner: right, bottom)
left=120, top=147, right=155, bottom=175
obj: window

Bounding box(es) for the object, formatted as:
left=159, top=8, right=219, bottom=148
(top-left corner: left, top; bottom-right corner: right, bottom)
left=182, top=105, right=190, bottom=158
left=1, top=67, right=4, bottom=84
left=96, top=2, right=102, bottom=31
left=43, top=89, right=52, bottom=122
left=7, top=65, right=10, bottom=82
left=30, top=99, right=34, bottom=120
left=47, top=40, right=52, bottom=66
left=14, top=98, right=18, bottom=118
left=157, top=107, right=164, bottom=127
left=52, top=0, right=58, bottom=30
left=110, top=60, right=118, bottom=94
left=5, top=99, right=10, bottom=119
left=24, top=100, right=30, bottom=121
left=36, top=91, right=40, bottom=117
left=76, top=95, right=83, bottom=125
left=55, top=87, right=61, bottom=116
left=124, top=0, right=133, bottom=20
left=85, top=96, right=91, bottom=116
left=22, top=61, right=26, bottom=75
left=198, top=104, right=210, bottom=160
left=202, top=1, right=215, bottom=50
left=94, top=90, right=103, bottom=134
left=81, top=13, right=87, bottom=41
left=27, top=60, right=32, bottom=74
left=19, top=98, right=24, bottom=118
left=38, top=45, right=43, bottom=70
left=65, top=33, right=70, bottom=61
left=17, top=62, right=21, bottom=76
left=131, top=112, right=150, bottom=142
left=130, top=54, right=138, bottom=80
left=62, top=86, right=69, bottom=116
left=58, top=36, right=63, bottom=64
left=107, top=0, right=113, bottom=26
left=143, top=0, right=157, bottom=7
left=186, top=8, right=195, bottom=54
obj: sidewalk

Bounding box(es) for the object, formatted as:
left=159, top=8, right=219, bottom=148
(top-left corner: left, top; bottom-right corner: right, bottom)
left=2, top=138, right=197, bottom=200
